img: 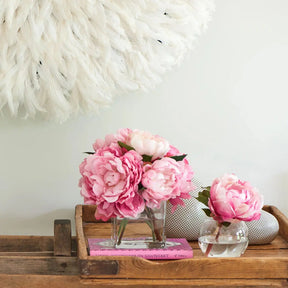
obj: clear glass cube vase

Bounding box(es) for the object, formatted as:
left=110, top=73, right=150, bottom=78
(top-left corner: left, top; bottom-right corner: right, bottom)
left=111, top=201, right=166, bottom=249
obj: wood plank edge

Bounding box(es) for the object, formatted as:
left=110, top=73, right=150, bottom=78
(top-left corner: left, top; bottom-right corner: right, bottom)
left=54, top=219, right=72, bottom=257
left=0, top=256, right=79, bottom=275
left=75, top=205, right=88, bottom=260
left=81, top=278, right=288, bottom=287
left=269, top=206, right=288, bottom=241
left=0, top=276, right=287, bottom=288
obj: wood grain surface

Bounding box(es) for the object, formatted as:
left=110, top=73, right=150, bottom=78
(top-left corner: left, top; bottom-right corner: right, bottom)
left=0, top=205, right=287, bottom=287
left=54, top=219, right=72, bottom=256
left=76, top=204, right=288, bottom=282
left=0, top=275, right=287, bottom=288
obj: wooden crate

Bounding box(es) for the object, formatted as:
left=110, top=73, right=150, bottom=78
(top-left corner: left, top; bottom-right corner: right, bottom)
left=76, top=205, right=288, bottom=288
left=0, top=206, right=287, bottom=287
left=0, top=220, right=84, bottom=287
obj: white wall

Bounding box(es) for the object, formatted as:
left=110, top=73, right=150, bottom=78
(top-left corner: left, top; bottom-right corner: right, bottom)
left=1, top=0, right=288, bottom=235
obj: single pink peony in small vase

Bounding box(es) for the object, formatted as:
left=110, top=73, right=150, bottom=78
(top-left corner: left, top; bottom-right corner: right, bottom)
left=196, top=173, right=264, bottom=257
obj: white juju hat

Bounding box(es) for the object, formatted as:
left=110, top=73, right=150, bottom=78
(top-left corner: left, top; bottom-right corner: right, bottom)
left=0, top=0, right=214, bottom=121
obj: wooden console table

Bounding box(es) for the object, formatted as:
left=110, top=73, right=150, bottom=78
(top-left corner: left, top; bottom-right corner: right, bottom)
left=0, top=205, right=287, bottom=287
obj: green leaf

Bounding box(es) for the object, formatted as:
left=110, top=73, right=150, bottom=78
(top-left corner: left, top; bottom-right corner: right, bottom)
left=195, top=194, right=209, bottom=207
left=138, top=183, right=144, bottom=191
left=118, top=141, right=135, bottom=151
left=195, top=190, right=210, bottom=207
left=202, top=208, right=212, bottom=217
left=142, top=154, right=153, bottom=162
left=169, top=154, right=187, bottom=161
left=222, top=222, right=231, bottom=227
left=84, top=152, right=95, bottom=155
left=201, top=189, right=210, bottom=198
left=194, top=186, right=211, bottom=207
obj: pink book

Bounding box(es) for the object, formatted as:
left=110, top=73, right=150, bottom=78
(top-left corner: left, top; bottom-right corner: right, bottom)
left=88, top=238, right=193, bottom=260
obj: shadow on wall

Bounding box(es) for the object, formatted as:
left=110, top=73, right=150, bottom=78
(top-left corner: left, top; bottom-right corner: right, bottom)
left=0, top=208, right=76, bottom=236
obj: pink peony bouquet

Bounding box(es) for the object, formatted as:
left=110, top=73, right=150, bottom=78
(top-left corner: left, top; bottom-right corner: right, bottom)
left=196, top=173, right=264, bottom=225
left=79, top=128, right=195, bottom=222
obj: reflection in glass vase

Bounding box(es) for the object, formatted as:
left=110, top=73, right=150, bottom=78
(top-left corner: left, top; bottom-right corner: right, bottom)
left=112, top=201, right=166, bottom=249
left=198, top=219, right=248, bottom=257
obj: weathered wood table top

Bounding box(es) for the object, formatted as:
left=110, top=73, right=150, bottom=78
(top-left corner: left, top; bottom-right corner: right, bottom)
left=0, top=205, right=287, bottom=288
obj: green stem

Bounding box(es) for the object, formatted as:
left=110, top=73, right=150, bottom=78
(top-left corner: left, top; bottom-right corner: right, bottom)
left=117, top=218, right=128, bottom=246
left=205, top=222, right=222, bottom=257
left=145, top=207, right=162, bottom=242
left=145, top=220, right=156, bottom=241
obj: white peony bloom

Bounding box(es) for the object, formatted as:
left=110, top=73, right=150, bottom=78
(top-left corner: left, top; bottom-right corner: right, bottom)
left=128, top=130, right=170, bottom=161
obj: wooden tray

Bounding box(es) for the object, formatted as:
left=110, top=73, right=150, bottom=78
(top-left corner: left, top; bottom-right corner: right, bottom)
left=0, top=220, right=82, bottom=287
left=76, top=204, right=288, bottom=287
left=0, top=206, right=287, bottom=287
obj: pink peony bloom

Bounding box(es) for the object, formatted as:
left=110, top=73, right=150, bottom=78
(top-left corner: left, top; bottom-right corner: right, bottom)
left=141, top=158, right=194, bottom=209
left=165, top=145, right=181, bottom=158
left=115, top=193, right=145, bottom=218
left=79, top=158, right=97, bottom=205
left=95, top=193, right=145, bottom=221
left=165, top=145, right=195, bottom=211
left=165, top=144, right=190, bottom=166
left=127, top=130, right=170, bottom=161
left=208, top=174, right=264, bottom=223
left=93, top=128, right=132, bottom=152
left=95, top=142, right=124, bottom=157
left=79, top=149, right=144, bottom=218
left=94, top=202, right=118, bottom=221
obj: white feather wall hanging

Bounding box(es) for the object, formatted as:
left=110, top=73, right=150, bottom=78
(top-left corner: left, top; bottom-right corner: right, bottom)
left=0, top=0, right=214, bottom=122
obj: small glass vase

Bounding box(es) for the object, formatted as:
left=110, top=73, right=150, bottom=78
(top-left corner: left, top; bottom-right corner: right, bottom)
left=198, top=219, right=248, bottom=257
left=111, top=201, right=166, bottom=249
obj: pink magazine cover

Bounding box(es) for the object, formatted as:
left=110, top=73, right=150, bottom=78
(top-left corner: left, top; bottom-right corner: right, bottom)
left=88, top=238, right=193, bottom=260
